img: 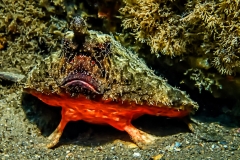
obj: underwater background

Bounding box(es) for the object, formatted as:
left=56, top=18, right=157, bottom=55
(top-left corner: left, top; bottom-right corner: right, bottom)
left=1, top=0, right=240, bottom=159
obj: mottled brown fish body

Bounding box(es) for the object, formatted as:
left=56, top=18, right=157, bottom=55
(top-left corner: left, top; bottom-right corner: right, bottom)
left=23, top=17, right=198, bottom=148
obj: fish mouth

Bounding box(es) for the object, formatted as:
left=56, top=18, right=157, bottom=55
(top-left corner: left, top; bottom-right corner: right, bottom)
left=61, top=73, right=101, bottom=95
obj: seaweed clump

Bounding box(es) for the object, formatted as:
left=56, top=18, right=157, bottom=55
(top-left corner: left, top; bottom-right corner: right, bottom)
left=184, top=0, right=240, bottom=75
left=181, top=0, right=240, bottom=97
left=120, top=0, right=240, bottom=76
left=119, top=0, right=240, bottom=98
left=119, top=0, right=192, bottom=57
left=0, top=0, right=67, bottom=75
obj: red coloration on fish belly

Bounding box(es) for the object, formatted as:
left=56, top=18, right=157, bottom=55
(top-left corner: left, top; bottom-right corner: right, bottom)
left=29, top=90, right=189, bottom=131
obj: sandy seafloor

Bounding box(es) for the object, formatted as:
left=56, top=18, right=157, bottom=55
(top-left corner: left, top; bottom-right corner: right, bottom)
left=0, top=82, right=240, bottom=160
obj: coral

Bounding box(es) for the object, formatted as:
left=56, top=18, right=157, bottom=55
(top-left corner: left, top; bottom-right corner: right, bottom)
left=0, top=0, right=67, bottom=75
left=119, top=0, right=240, bottom=100
left=120, top=0, right=240, bottom=76
left=184, top=0, right=240, bottom=75
left=182, top=67, right=240, bottom=99
left=183, top=68, right=222, bottom=94
left=119, top=0, right=193, bottom=57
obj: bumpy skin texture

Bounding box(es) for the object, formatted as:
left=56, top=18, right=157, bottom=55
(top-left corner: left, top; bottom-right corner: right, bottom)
left=24, top=17, right=198, bottom=148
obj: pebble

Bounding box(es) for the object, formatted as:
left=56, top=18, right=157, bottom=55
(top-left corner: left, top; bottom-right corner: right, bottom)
left=151, top=154, right=164, bottom=160
left=223, top=145, right=228, bottom=148
left=211, top=144, right=215, bottom=149
left=219, top=141, right=227, bottom=145
left=165, top=142, right=182, bottom=152
left=133, top=152, right=141, bottom=157
left=66, top=150, right=70, bottom=154
left=175, top=142, right=181, bottom=148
